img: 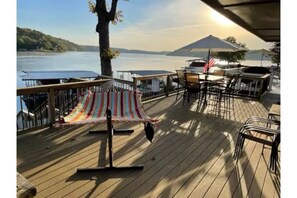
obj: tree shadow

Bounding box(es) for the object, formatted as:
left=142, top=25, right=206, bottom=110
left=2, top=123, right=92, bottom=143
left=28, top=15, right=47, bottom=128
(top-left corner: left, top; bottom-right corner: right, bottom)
left=17, top=94, right=276, bottom=197
left=74, top=95, right=265, bottom=197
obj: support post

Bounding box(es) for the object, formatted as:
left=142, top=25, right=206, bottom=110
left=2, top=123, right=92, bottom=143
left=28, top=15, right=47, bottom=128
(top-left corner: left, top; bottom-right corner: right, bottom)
left=165, top=75, right=170, bottom=97
left=133, top=77, right=137, bottom=91
left=48, top=88, right=55, bottom=127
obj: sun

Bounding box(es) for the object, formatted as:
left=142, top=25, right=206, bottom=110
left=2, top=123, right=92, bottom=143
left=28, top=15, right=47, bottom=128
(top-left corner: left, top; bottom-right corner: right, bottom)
left=211, top=10, right=234, bottom=26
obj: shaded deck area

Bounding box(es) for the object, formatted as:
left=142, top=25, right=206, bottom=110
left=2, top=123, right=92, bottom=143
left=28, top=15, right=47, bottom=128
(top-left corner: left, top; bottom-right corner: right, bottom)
left=17, top=95, right=280, bottom=198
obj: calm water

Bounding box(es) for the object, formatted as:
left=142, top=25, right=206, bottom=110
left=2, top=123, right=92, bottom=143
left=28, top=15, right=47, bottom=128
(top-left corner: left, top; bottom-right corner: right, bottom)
left=16, top=51, right=273, bottom=112
left=17, top=52, right=200, bottom=87
left=17, top=51, right=273, bottom=87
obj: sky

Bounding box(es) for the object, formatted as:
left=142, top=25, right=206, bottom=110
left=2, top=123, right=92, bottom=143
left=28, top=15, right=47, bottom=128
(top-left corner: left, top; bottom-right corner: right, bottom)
left=16, top=0, right=273, bottom=52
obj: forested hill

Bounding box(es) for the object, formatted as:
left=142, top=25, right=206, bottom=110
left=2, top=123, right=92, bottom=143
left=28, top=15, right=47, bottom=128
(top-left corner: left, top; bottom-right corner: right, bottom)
left=17, top=27, right=97, bottom=52
left=16, top=27, right=169, bottom=54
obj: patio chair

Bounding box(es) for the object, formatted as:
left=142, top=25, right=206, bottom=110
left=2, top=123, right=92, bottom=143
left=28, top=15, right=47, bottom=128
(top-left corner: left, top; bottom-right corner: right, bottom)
left=220, top=74, right=240, bottom=107
left=213, top=70, right=225, bottom=76
left=233, top=116, right=280, bottom=172
left=207, top=74, right=236, bottom=108
left=184, top=72, right=206, bottom=105
left=55, top=80, right=158, bottom=172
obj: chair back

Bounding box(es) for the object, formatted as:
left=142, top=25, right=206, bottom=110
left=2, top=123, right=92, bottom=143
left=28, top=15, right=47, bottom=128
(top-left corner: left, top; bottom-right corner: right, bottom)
left=176, top=69, right=186, bottom=86
left=230, top=74, right=240, bottom=88
left=225, top=74, right=240, bottom=93
left=185, top=72, right=199, bottom=82
left=213, top=70, right=225, bottom=76
left=184, top=72, right=201, bottom=89
left=224, top=77, right=233, bottom=90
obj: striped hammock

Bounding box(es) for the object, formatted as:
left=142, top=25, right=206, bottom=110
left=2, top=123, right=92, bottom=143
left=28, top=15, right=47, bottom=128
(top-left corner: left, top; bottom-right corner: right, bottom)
left=56, top=90, right=157, bottom=126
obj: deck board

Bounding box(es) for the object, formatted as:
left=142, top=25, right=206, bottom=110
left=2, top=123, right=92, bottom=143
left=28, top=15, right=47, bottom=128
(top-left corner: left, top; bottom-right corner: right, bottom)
left=17, top=95, right=280, bottom=198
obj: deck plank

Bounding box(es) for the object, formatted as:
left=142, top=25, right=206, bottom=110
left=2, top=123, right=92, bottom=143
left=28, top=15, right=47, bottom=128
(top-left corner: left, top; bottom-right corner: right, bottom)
left=129, top=119, right=237, bottom=198
left=16, top=95, right=280, bottom=198
left=82, top=103, right=222, bottom=197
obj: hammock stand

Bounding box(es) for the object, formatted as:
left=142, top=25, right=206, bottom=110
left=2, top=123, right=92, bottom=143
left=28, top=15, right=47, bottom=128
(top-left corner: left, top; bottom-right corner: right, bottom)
left=78, top=109, right=144, bottom=172
left=56, top=81, right=157, bottom=172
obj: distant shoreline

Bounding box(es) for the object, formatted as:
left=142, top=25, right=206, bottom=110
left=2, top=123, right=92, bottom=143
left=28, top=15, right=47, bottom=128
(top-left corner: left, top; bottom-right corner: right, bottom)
left=16, top=50, right=273, bottom=62
left=16, top=51, right=96, bottom=56
left=17, top=51, right=61, bottom=55
left=16, top=50, right=166, bottom=57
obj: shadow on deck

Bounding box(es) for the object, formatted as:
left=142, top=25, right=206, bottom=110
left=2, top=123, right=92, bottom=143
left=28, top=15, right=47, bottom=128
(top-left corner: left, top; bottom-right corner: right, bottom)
left=17, top=95, right=280, bottom=198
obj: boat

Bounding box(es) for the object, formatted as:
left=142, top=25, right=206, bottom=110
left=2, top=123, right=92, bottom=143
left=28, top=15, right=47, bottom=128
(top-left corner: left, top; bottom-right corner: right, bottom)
left=186, top=58, right=207, bottom=67
left=184, top=58, right=207, bottom=73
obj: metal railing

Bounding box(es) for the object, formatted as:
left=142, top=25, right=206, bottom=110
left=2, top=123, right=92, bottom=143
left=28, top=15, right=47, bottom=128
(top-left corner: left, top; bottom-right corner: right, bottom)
left=17, top=79, right=110, bottom=133
left=16, top=73, right=176, bottom=133
left=235, top=73, right=271, bottom=99
left=16, top=72, right=270, bottom=133
left=132, top=72, right=177, bottom=100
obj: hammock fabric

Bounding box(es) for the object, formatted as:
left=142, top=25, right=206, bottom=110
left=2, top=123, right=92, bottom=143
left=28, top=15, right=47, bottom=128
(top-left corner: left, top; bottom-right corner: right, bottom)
left=56, top=90, right=157, bottom=126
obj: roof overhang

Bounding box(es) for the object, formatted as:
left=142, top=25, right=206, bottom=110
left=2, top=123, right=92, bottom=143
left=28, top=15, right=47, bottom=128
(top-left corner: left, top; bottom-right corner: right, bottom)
left=201, top=0, right=280, bottom=42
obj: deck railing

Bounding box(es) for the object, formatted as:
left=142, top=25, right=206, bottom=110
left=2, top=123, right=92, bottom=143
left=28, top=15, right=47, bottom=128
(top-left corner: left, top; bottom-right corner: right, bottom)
left=235, top=73, right=271, bottom=99
left=16, top=73, right=176, bottom=133
left=16, top=72, right=270, bottom=133
left=17, top=79, right=110, bottom=133
left=132, top=72, right=177, bottom=99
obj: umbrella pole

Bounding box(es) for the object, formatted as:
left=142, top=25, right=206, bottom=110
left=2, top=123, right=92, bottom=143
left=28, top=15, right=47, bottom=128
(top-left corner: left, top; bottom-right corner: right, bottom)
left=207, top=48, right=211, bottom=73
left=203, top=48, right=211, bottom=106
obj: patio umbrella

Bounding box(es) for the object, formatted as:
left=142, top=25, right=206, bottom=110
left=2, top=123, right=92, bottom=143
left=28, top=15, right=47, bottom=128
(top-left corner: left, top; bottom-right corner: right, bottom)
left=177, top=35, right=248, bottom=107
left=250, top=49, right=276, bottom=66
left=177, top=35, right=248, bottom=72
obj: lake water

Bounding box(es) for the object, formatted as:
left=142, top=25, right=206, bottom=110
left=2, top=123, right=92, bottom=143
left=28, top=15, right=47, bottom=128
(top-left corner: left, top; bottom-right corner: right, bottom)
left=17, top=51, right=273, bottom=87
left=16, top=51, right=273, bottom=112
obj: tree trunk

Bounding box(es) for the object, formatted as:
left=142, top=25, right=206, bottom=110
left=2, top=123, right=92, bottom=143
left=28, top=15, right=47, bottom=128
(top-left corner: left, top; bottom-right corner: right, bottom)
left=96, top=0, right=115, bottom=77
left=97, top=21, right=112, bottom=76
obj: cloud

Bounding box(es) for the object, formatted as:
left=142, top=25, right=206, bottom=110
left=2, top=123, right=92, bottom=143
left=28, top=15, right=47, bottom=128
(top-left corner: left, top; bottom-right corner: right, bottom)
left=110, top=1, right=221, bottom=51
left=108, top=0, right=270, bottom=51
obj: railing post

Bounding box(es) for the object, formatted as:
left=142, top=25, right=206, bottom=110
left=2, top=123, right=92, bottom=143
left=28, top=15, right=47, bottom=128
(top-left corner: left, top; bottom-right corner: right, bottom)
left=48, top=88, right=56, bottom=127
left=165, top=75, right=170, bottom=97
left=133, top=77, right=137, bottom=91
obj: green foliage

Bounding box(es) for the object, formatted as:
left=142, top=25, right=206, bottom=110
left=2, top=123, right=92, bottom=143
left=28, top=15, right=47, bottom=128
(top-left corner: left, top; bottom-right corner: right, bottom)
left=270, top=42, right=280, bottom=66
left=213, top=36, right=247, bottom=64
left=88, top=0, right=96, bottom=14
left=100, top=48, right=120, bottom=60
left=111, top=10, right=124, bottom=25
left=88, top=0, right=124, bottom=25
left=17, top=27, right=83, bottom=52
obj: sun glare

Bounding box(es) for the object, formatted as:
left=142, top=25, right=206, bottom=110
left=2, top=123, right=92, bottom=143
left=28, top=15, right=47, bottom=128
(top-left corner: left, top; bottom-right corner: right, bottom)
left=211, top=10, right=233, bottom=26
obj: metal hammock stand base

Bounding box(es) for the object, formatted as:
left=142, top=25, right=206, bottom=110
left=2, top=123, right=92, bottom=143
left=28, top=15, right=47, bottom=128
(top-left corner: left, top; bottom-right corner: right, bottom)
left=76, top=109, right=144, bottom=173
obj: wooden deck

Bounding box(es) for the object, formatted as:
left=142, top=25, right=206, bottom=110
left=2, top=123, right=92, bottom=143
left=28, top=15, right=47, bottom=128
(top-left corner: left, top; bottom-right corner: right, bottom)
left=17, top=95, right=280, bottom=198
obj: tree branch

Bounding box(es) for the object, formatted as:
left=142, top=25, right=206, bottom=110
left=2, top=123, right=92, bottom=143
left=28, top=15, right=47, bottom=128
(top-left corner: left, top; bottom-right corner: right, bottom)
left=108, top=0, right=119, bottom=21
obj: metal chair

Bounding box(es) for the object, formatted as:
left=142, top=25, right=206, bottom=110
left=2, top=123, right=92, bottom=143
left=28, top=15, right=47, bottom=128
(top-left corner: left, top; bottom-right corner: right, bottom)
left=233, top=116, right=280, bottom=172
left=184, top=72, right=206, bottom=105
left=213, top=70, right=225, bottom=76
